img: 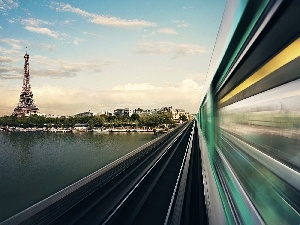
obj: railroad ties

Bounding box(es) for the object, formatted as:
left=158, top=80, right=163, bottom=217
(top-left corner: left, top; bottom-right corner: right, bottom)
left=1, top=121, right=207, bottom=225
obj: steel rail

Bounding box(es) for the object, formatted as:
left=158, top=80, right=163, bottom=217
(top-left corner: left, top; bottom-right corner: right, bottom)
left=102, top=122, right=194, bottom=224
left=102, top=122, right=192, bottom=224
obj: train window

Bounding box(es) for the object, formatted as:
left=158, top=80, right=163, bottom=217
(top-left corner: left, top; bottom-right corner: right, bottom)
left=217, top=79, right=300, bottom=224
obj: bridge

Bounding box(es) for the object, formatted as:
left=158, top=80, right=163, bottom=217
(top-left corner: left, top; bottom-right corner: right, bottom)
left=2, top=0, right=300, bottom=224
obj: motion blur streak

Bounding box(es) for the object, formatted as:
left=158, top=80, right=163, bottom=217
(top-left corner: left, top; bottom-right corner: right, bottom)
left=219, top=37, right=300, bottom=105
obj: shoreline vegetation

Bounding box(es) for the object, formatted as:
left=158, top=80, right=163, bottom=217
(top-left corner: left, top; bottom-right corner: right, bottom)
left=0, top=113, right=186, bottom=133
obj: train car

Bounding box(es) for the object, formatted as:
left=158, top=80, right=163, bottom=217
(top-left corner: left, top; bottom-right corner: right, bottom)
left=196, top=0, right=300, bottom=224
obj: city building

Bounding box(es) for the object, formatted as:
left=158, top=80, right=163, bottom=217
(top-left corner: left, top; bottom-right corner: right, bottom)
left=114, top=108, right=132, bottom=117
left=133, top=108, right=161, bottom=117
left=133, top=106, right=190, bottom=122
left=74, top=111, right=94, bottom=117
left=97, top=111, right=113, bottom=116
left=160, top=106, right=173, bottom=113
left=171, top=109, right=190, bottom=122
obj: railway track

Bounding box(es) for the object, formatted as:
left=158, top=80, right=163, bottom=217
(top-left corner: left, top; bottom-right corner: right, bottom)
left=102, top=122, right=194, bottom=225
left=49, top=122, right=194, bottom=225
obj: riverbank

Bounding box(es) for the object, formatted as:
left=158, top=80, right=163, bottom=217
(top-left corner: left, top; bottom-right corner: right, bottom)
left=0, top=126, right=169, bottom=134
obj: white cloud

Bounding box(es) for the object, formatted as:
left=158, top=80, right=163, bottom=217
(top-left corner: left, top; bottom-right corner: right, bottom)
left=56, top=3, right=157, bottom=28
left=112, top=83, right=156, bottom=91
left=21, top=18, right=51, bottom=27
left=29, top=43, right=56, bottom=51
left=108, top=79, right=203, bottom=112
left=30, top=55, right=113, bottom=78
left=24, top=26, right=59, bottom=38
left=0, top=39, right=55, bottom=55
left=158, top=28, right=177, bottom=35
left=0, top=65, right=22, bottom=79
left=173, top=20, right=189, bottom=28
left=0, top=56, right=16, bottom=63
left=183, top=6, right=194, bottom=10
left=21, top=18, right=59, bottom=39
left=0, top=0, right=18, bottom=13
left=186, top=72, right=207, bottom=84
left=0, top=38, right=23, bottom=49
left=0, top=54, right=113, bottom=80
left=83, top=31, right=102, bottom=38
left=177, top=23, right=189, bottom=28
left=60, top=32, right=85, bottom=46
left=91, top=16, right=156, bottom=28
left=0, top=46, right=20, bottom=55
left=0, top=89, right=20, bottom=116
left=72, top=37, right=85, bottom=45
left=180, top=79, right=201, bottom=91
left=56, top=3, right=91, bottom=17
left=61, top=19, right=76, bottom=25
left=134, top=41, right=206, bottom=58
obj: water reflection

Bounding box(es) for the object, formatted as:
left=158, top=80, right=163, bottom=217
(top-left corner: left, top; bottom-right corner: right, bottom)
left=0, top=131, right=153, bottom=222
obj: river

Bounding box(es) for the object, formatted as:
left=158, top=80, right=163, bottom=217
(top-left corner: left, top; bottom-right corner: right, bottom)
left=0, top=131, right=154, bottom=222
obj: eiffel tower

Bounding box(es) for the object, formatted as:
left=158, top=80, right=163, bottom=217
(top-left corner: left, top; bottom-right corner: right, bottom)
left=12, top=51, right=39, bottom=116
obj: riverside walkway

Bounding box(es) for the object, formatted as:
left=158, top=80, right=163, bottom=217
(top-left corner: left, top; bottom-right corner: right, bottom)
left=1, top=121, right=207, bottom=225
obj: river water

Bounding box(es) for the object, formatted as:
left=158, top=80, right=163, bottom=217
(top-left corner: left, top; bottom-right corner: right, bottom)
left=0, top=131, right=154, bottom=222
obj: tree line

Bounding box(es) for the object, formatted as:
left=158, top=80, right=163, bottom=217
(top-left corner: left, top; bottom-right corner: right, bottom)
left=0, top=113, right=184, bottom=129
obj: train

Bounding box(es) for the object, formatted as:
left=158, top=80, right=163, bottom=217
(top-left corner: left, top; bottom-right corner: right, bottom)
left=195, top=0, right=300, bottom=224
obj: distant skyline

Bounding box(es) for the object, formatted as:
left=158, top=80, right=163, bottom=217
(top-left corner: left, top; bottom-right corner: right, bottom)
left=0, top=0, right=226, bottom=116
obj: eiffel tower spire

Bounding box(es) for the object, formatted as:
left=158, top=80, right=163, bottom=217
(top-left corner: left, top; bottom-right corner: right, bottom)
left=12, top=50, right=39, bottom=116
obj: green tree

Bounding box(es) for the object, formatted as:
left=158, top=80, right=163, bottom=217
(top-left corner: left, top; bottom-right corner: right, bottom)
left=179, top=114, right=188, bottom=122
left=131, top=113, right=140, bottom=122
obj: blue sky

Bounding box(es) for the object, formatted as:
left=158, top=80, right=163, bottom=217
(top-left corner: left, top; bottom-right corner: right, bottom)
left=0, top=0, right=225, bottom=116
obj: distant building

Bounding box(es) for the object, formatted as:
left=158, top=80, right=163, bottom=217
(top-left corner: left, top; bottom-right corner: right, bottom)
left=115, top=106, right=190, bottom=122
left=133, top=107, right=160, bottom=117
left=39, top=114, right=71, bottom=118
left=171, top=109, right=190, bottom=122
left=74, top=111, right=94, bottom=117
left=20, top=112, right=41, bottom=117
left=134, top=106, right=190, bottom=122
left=133, top=108, right=144, bottom=114
left=97, top=111, right=113, bottom=116
left=36, top=112, right=47, bottom=117
left=114, top=108, right=132, bottom=117
left=160, top=106, right=173, bottom=113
